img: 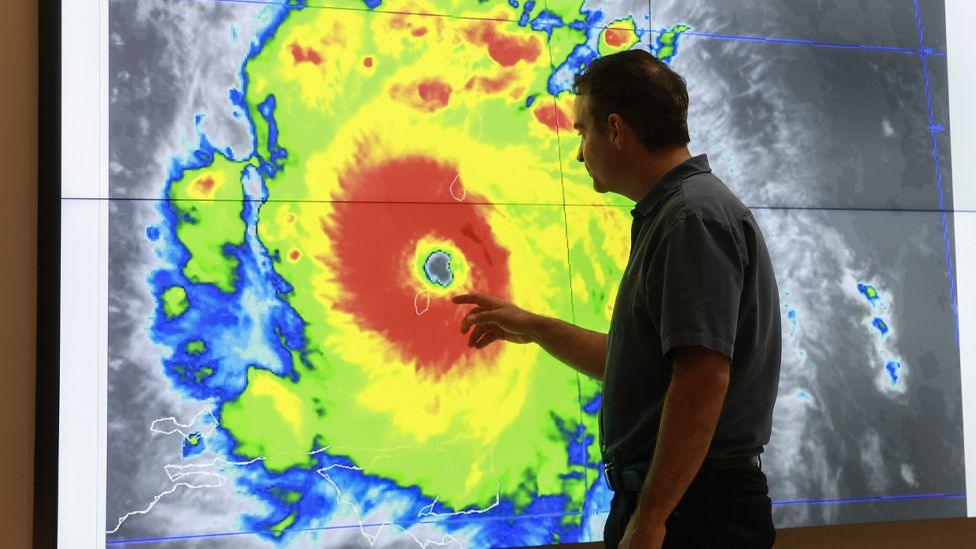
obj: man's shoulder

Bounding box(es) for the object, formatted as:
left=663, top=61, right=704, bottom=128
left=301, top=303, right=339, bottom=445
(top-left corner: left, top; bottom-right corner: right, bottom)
left=658, top=172, right=751, bottom=233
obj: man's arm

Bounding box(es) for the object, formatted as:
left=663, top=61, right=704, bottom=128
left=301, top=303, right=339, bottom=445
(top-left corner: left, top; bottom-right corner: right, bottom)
left=452, top=293, right=607, bottom=381
left=621, top=345, right=731, bottom=547
left=527, top=314, right=607, bottom=381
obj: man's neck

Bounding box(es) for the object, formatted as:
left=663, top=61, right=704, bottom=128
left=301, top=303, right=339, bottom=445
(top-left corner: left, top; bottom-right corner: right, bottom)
left=619, top=146, right=693, bottom=203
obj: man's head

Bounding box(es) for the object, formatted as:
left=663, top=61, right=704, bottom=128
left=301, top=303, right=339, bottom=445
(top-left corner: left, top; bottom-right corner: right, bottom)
left=572, top=49, right=690, bottom=195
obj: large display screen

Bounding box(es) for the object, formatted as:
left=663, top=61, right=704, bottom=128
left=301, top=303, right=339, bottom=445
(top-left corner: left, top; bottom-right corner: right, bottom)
left=50, top=0, right=976, bottom=547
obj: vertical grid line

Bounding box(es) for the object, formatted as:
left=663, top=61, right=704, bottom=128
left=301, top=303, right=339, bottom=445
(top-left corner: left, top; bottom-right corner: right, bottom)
left=543, top=0, right=590, bottom=538
left=913, top=0, right=960, bottom=345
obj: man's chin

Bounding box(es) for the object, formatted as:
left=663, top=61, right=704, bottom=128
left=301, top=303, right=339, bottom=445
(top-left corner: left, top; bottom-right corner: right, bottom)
left=592, top=179, right=608, bottom=194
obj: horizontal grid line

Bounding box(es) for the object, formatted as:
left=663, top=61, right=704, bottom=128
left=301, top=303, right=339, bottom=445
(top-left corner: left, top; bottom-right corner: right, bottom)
left=671, top=29, right=941, bottom=56
left=590, top=492, right=967, bottom=514
left=59, top=196, right=976, bottom=215
left=104, top=492, right=965, bottom=545
left=196, top=0, right=540, bottom=25
left=197, top=0, right=649, bottom=29
left=773, top=492, right=965, bottom=506
left=106, top=510, right=583, bottom=546
left=189, top=0, right=947, bottom=56
left=747, top=204, right=968, bottom=214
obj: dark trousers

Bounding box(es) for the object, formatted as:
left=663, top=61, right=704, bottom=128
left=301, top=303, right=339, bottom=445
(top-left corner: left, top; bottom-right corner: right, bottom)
left=603, top=466, right=775, bottom=549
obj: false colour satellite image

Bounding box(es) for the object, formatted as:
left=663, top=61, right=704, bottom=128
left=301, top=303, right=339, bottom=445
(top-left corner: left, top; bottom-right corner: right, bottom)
left=105, top=0, right=963, bottom=547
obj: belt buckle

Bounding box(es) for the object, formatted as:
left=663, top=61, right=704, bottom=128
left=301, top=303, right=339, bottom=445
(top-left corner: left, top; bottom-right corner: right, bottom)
left=603, top=461, right=617, bottom=491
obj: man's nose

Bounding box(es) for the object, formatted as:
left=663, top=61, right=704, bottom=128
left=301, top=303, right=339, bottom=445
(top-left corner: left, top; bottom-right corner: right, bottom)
left=576, top=143, right=584, bottom=163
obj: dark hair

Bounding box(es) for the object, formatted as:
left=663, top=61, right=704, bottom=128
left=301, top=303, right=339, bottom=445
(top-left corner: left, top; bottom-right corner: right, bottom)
left=572, top=49, right=690, bottom=151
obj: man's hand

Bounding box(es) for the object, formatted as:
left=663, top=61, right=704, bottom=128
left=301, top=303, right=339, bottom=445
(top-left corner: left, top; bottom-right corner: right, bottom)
left=619, top=512, right=665, bottom=549
left=452, top=293, right=537, bottom=348
left=451, top=292, right=608, bottom=379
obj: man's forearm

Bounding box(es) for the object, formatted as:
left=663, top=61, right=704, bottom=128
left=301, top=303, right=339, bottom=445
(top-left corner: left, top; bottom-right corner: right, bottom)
left=634, top=348, right=730, bottom=526
left=527, top=314, right=606, bottom=380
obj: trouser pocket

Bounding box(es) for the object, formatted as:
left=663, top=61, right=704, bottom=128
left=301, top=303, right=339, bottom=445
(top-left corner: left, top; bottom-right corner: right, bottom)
left=709, top=468, right=775, bottom=548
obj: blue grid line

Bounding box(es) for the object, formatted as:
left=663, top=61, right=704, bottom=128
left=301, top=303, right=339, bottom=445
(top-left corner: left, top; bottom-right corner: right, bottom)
left=653, top=28, right=945, bottom=56
left=773, top=492, right=965, bottom=506
left=106, top=511, right=583, bottom=546
left=196, top=0, right=526, bottom=23
left=107, top=530, right=263, bottom=546
left=106, top=491, right=966, bottom=545
left=913, top=0, right=926, bottom=48
left=591, top=491, right=966, bottom=514
left=913, top=0, right=960, bottom=345
left=195, top=0, right=949, bottom=58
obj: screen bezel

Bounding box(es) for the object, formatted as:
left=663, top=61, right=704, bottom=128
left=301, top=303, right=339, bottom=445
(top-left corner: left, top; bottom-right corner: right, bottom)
left=35, top=0, right=61, bottom=546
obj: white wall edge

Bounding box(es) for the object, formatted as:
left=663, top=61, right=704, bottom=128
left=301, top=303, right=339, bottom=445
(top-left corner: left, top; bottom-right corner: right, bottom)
left=945, top=0, right=976, bottom=517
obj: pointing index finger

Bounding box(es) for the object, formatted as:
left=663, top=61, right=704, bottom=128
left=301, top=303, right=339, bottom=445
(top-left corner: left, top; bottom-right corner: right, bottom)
left=451, top=293, right=489, bottom=306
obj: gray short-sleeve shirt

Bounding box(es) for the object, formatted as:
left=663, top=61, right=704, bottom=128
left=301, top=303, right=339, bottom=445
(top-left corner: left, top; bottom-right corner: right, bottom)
left=599, top=154, right=782, bottom=466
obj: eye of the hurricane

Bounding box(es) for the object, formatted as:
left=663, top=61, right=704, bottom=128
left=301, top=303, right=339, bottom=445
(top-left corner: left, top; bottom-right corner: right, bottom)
left=424, top=250, right=454, bottom=287
left=324, top=153, right=512, bottom=376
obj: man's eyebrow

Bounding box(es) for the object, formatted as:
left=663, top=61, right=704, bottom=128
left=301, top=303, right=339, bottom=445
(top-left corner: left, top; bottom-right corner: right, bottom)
left=573, top=122, right=583, bottom=130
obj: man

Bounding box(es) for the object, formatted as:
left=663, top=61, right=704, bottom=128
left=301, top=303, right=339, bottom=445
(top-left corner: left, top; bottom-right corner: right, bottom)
left=453, top=49, right=780, bottom=548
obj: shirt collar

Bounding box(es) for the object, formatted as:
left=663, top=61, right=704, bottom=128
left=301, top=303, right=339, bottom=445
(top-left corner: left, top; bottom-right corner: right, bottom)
left=631, top=153, right=712, bottom=218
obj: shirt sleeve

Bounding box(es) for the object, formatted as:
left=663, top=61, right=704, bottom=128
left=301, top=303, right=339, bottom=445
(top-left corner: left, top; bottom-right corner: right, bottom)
left=645, top=213, right=746, bottom=361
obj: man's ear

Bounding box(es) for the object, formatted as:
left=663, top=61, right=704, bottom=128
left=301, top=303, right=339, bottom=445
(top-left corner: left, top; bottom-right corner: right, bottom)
left=607, top=113, right=626, bottom=150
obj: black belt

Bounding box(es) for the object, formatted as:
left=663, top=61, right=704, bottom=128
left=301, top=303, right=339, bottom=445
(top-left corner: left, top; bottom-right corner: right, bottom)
left=604, top=455, right=761, bottom=492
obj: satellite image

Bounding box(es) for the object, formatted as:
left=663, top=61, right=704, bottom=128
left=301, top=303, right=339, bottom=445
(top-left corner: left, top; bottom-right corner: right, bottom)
left=104, top=0, right=963, bottom=546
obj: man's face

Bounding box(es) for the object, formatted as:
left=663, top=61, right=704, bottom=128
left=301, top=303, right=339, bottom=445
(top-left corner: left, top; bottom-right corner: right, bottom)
left=573, top=94, right=617, bottom=194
